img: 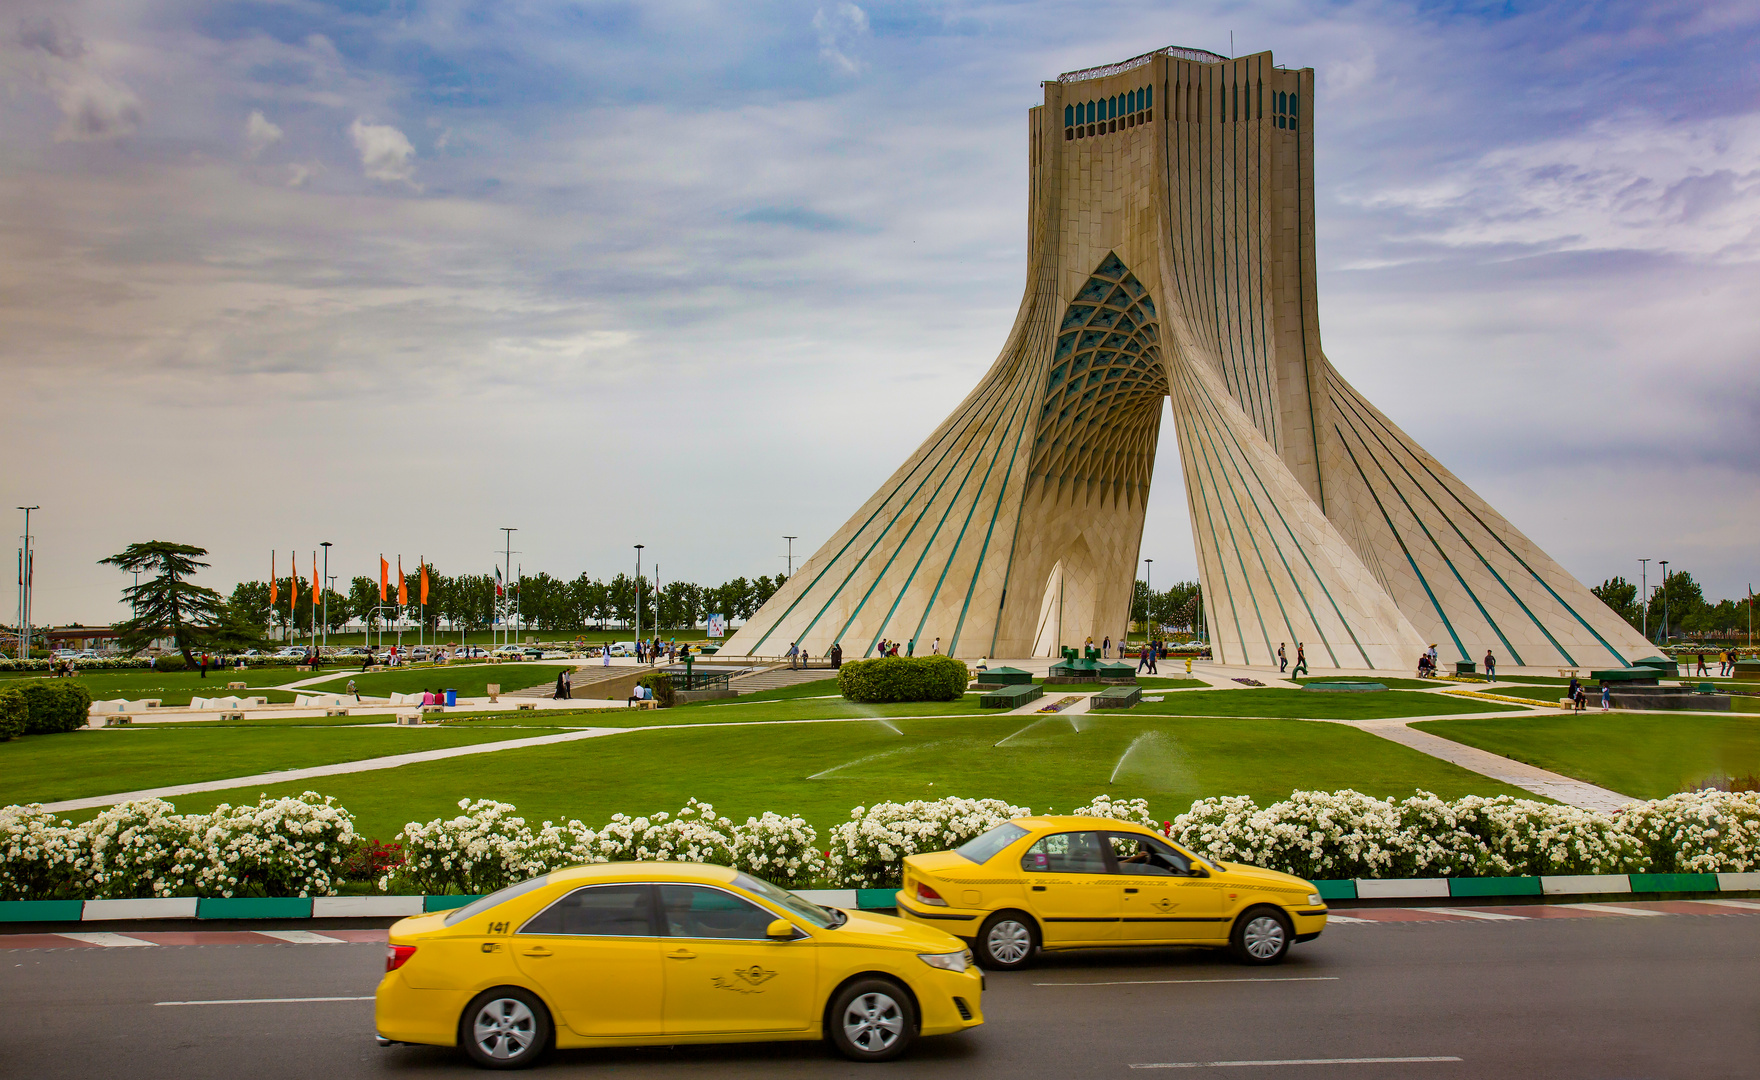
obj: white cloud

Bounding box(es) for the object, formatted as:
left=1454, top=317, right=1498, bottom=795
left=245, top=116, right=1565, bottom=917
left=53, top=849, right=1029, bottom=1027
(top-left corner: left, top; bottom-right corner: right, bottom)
left=812, top=3, right=869, bottom=75
left=348, top=117, right=417, bottom=186
left=15, top=15, right=143, bottom=141
left=243, top=109, right=282, bottom=158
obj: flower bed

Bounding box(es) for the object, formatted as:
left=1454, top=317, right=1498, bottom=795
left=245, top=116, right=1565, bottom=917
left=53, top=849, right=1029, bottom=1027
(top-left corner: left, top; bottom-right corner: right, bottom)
left=6, top=789, right=1760, bottom=899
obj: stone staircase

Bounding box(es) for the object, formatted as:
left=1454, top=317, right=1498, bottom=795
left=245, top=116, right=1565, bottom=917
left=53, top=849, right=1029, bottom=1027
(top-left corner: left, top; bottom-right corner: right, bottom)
left=727, top=665, right=839, bottom=696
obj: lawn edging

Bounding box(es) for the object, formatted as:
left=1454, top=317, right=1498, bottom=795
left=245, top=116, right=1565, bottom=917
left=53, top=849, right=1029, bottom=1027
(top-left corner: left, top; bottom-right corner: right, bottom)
left=6, top=875, right=1758, bottom=925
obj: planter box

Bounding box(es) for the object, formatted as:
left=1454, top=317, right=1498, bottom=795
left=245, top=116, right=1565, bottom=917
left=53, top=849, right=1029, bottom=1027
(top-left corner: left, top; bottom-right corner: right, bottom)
left=0, top=900, right=84, bottom=923
left=197, top=897, right=313, bottom=920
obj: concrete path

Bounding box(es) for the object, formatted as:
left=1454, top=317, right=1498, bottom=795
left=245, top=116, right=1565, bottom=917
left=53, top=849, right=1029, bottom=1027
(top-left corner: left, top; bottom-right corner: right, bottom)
left=41, top=727, right=627, bottom=813
left=1345, top=716, right=1638, bottom=811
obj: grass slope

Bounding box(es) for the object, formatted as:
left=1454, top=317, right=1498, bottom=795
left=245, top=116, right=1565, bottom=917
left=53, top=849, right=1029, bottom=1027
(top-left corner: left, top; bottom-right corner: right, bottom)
left=1130, top=688, right=1521, bottom=720
left=303, top=663, right=565, bottom=698
left=1413, top=714, right=1760, bottom=800
left=156, top=713, right=1537, bottom=839
left=0, top=726, right=545, bottom=807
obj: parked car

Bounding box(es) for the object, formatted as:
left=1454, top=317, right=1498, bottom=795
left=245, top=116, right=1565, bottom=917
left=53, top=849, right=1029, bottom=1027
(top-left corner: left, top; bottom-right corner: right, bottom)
left=452, top=646, right=488, bottom=659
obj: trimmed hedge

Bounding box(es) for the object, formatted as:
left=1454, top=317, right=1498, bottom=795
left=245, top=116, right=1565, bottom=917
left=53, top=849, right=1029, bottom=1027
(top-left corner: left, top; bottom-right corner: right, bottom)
left=838, top=655, right=968, bottom=703
left=0, top=687, right=25, bottom=741
left=15, top=682, right=92, bottom=735
left=152, top=655, right=188, bottom=672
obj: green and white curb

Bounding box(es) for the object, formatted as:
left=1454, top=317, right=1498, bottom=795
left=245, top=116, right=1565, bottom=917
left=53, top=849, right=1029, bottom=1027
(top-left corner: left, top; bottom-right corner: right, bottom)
left=4, top=877, right=1755, bottom=923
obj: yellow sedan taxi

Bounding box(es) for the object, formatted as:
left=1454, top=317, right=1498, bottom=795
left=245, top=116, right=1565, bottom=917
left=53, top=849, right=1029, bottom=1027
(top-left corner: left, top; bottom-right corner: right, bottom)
left=375, top=862, right=983, bottom=1068
left=895, top=816, right=1327, bottom=970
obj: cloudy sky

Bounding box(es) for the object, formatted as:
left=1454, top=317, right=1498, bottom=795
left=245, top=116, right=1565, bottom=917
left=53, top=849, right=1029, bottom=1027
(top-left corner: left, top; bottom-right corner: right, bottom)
left=3, top=0, right=1756, bottom=625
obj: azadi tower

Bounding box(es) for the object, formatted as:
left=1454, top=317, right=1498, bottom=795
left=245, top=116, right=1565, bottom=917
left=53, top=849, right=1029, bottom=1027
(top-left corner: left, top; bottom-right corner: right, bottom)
left=724, top=46, right=1653, bottom=671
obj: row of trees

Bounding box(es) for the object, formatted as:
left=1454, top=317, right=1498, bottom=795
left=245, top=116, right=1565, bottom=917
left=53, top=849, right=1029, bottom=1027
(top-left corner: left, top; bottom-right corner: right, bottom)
left=1592, top=573, right=1757, bottom=641
left=1131, top=579, right=1203, bottom=636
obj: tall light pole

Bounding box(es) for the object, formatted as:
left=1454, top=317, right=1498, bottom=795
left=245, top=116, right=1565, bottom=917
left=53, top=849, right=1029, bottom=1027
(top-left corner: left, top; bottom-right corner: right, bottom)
left=783, top=536, right=797, bottom=578
left=499, top=528, right=518, bottom=647
left=1143, top=558, right=1153, bottom=642
left=320, top=542, right=332, bottom=650
left=17, top=506, right=37, bottom=661
left=634, top=544, right=644, bottom=658
left=1638, top=558, right=1650, bottom=641
left=1659, top=559, right=1670, bottom=647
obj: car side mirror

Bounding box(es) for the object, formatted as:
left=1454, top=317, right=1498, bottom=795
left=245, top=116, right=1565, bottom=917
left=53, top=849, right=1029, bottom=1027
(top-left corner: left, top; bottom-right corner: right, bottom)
left=766, top=919, right=797, bottom=940
left=1189, top=864, right=1210, bottom=878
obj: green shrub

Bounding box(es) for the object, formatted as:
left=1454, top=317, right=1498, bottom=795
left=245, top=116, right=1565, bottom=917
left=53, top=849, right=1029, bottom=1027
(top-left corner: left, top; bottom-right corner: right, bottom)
left=0, top=687, right=26, bottom=741
left=637, top=672, right=675, bottom=708
left=152, top=654, right=188, bottom=672
left=838, top=655, right=969, bottom=703
left=16, top=682, right=92, bottom=735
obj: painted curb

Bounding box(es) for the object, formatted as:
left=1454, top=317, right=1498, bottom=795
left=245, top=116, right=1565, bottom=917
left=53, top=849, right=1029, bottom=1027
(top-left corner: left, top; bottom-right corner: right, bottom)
left=82, top=898, right=198, bottom=920
left=313, top=896, right=424, bottom=918
left=1542, top=875, right=1631, bottom=895
left=1357, top=878, right=1450, bottom=899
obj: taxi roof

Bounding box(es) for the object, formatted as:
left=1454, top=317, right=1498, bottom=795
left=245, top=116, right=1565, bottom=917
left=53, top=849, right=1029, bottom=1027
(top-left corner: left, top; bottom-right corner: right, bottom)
left=1012, top=814, right=1161, bottom=831
left=546, top=861, right=742, bottom=885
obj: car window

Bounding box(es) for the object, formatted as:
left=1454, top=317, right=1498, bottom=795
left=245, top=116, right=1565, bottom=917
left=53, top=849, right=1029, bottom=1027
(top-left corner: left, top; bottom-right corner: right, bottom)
left=956, top=822, right=1030, bottom=865
left=1106, top=832, right=1192, bottom=877
left=731, top=871, right=837, bottom=929
left=659, top=884, right=778, bottom=940
left=1019, top=831, right=1108, bottom=874
left=519, top=884, right=656, bottom=937
left=442, top=874, right=552, bottom=926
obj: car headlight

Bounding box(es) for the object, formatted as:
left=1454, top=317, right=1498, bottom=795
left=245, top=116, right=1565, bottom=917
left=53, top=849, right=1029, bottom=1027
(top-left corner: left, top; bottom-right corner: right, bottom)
left=918, top=949, right=970, bottom=972
left=1308, top=893, right=1323, bottom=906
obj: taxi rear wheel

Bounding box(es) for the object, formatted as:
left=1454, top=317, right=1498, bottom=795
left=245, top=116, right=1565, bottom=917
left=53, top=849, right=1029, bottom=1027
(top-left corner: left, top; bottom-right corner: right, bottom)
left=975, top=911, right=1038, bottom=971
left=826, top=978, right=917, bottom=1063
left=1229, top=906, right=1291, bottom=965
left=459, top=987, right=552, bottom=1070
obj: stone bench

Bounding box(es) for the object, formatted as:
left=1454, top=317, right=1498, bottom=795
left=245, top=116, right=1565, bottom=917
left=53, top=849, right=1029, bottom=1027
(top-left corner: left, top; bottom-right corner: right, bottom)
left=1091, top=685, right=1142, bottom=709
left=516, top=702, right=536, bottom=711
left=219, top=711, right=245, bottom=721
left=395, top=713, right=426, bottom=725
left=228, top=681, right=247, bottom=690
left=325, top=707, right=349, bottom=717
left=980, top=683, right=1044, bottom=709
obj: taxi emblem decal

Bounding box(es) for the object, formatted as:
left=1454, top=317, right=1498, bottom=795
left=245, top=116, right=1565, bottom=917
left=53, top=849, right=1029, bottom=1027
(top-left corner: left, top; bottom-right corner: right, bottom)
left=1151, top=897, right=1178, bottom=914
left=711, top=966, right=777, bottom=994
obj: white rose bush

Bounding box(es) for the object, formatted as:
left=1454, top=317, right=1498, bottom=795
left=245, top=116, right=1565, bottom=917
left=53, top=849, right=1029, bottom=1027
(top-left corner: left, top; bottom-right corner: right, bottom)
left=7, top=788, right=1760, bottom=899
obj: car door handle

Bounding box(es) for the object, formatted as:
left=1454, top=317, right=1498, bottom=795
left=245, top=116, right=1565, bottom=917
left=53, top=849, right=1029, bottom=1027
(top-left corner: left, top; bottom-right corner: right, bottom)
left=520, top=946, right=553, bottom=958
left=1031, top=885, right=1046, bottom=892
left=1124, top=888, right=1139, bottom=894
left=667, top=949, right=698, bottom=960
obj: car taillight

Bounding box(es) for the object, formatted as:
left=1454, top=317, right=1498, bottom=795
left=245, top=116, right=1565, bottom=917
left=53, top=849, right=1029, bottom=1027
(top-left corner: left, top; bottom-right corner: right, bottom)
left=916, top=882, right=948, bottom=907
left=386, top=945, right=417, bottom=972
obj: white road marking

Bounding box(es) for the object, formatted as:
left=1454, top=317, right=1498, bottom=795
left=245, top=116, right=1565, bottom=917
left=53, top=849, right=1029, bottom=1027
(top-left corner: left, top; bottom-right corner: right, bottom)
left=1027, top=985, right=1330, bottom=992
left=1558, top=903, right=1664, bottom=917
left=156, top=1006, right=380, bottom=1013
left=1696, top=899, right=1760, bottom=911
left=1318, top=914, right=1376, bottom=924
left=1410, top=907, right=1527, bottom=921
left=255, top=930, right=346, bottom=944
left=1130, top=1056, right=1462, bottom=1069
left=58, top=933, right=158, bottom=947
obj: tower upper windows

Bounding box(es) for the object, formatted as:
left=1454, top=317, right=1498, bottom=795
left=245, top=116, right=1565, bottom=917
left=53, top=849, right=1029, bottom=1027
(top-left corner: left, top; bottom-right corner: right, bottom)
left=1276, top=90, right=1299, bottom=132
left=1064, top=83, right=1153, bottom=141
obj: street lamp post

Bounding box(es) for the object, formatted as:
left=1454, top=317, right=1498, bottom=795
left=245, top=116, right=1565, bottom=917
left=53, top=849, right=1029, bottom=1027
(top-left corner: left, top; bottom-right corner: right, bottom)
left=499, top=528, right=518, bottom=648
left=320, top=543, right=331, bottom=651
left=16, top=506, right=37, bottom=661
left=634, top=545, right=644, bottom=661
left=1638, top=558, right=1649, bottom=641
left=1143, top=558, right=1153, bottom=643
left=783, top=536, right=797, bottom=578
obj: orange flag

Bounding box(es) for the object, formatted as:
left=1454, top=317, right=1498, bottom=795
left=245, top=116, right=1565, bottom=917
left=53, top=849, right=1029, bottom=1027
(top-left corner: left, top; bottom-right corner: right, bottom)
left=398, top=557, right=407, bottom=606
left=269, top=552, right=278, bottom=606
left=380, top=556, right=389, bottom=602
left=420, top=560, right=429, bottom=606
left=313, top=552, right=320, bottom=607
left=290, top=558, right=299, bottom=610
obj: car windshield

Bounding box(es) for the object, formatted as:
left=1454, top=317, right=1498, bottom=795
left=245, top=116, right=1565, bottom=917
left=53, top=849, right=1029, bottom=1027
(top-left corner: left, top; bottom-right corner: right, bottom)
left=731, top=872, right=843, bottom=929
left=442, top=874, right=552, bottom=926
left=956, top=822, right=1030, bottom=865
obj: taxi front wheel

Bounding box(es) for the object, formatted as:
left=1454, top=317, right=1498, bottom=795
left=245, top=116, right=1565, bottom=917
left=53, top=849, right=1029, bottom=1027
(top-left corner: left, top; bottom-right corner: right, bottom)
left=1229, top=906, right=1291, bottom=965
left=459, top=986, right=552, bottom=1070
left=975, top=911, right=1038, bottom=971
left=827, top=978, right=917, bottom=1063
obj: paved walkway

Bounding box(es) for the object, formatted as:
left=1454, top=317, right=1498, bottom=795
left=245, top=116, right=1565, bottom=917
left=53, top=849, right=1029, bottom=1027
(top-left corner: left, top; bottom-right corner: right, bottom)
left=1344, top=716, right=1637, bottom=811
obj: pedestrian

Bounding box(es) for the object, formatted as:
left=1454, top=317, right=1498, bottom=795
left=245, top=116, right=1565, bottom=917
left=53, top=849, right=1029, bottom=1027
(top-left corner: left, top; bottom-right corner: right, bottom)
left=1103, top=636, right=1111, bottom=658
left=1696, top=652, right=1708, bottom=677
left=832, top=642, right=843, bottom=668
left=1484, top=650, right=1497, bottom=682
left=1720, top=649, right=1730, bottom=677
left=932, top=637, right=941, bottom=655
left=1568, top=675, right=1580, bottom=704
left=1138, top=643, right=1150, bottom=673
left=1601, top=683, right=1611, bottom=712
left=1147, top=644, right=1159, bottom=675
left=1573, top=683, right=1587, bottom=713
left=362, top=650, right=373, bottom=673
left=347, top=678, right=359, bottom=702
left=603, top=644, right=611, bottom=668
left=787, top=642, right=798, bottom=669
left=1277, top=643, right=1287, bottom=673
left=907, top=639, right=915, bottom=657
left=1292, top=644, right=1308, bottom=677
left=553, top=671, right=568, bottom=699
left=1426, top=644, right=1439, bottom=674
left=198, top=653, right=207, bottom=679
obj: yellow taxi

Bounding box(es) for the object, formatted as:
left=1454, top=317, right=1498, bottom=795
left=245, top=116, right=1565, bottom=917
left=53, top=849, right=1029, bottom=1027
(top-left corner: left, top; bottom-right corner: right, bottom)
left=374, top=862, right=984, bottom=1068
left=895, top=816, right=1327, bottom=970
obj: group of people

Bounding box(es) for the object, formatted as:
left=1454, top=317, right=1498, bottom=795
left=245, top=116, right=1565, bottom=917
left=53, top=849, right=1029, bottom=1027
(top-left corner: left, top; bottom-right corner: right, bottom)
left=872, top=639, right=910, bottom=658
left=1275, top=643, right=1310, bottom=677
left=1697, top=651, right=1740, bottom=677
left=1565, top=675, right=1612, bottom=713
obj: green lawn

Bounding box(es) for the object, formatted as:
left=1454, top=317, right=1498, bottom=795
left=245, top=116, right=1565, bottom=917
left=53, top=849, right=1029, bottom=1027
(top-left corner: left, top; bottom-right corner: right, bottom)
left=1291, top=676, right=1446, bottom=691
left=152, top=713, right=1539, bottom=840
left=0, top=672, right=298, bottom=707
left=1413, top=714, right=1760, bottom=799
left=303, top=663, right=565, bottom=698
left=1129, top=688, right=1521, bottom=720
left=0, top=726, right=547, bottom=807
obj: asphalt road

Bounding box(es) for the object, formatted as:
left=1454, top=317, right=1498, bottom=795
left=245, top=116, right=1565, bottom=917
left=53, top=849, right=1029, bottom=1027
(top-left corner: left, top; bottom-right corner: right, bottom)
left=6, top=914, right=1757, bottom=1079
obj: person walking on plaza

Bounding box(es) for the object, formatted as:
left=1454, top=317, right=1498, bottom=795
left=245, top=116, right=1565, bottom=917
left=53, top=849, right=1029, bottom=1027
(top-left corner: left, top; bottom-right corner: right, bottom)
left=1277, top=643, right=1287, bottom=673
left=907, top=639, right=915, bottom=657
left=1696, top=652, right=1708, bottom=677
left=1103, top=636, right=1111, bottom=658
left=1138, top=643, right=1151, bottom=673
left=1601, top=683, right=1611, bottom=712
left=198, top=653, right=207, bottom=679
left=1292, top=644, right=1308, bottom=677
left=932, top=637, right=941, bottom=655
left=1719, top=649, right=1731, bottom=677
left=602, top=644, right=611, bottom=667
left=1484, top=650, right=1497, bottom=682
left=1147, top=643, right=1159, bottom=675
left=831, top=642, right=843, bottom=668
left=553, top=671, right=568, bottom=699
left=787, top=642, right=798, bottom=669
